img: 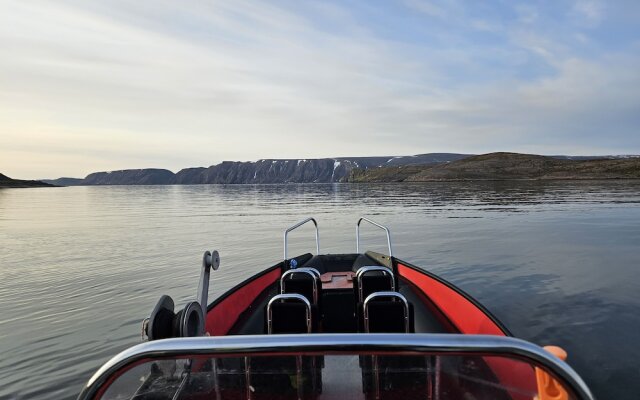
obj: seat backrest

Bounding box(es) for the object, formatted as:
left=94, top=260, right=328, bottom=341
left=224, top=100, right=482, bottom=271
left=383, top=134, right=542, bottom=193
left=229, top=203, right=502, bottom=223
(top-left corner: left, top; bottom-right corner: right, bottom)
left=258, top=293, right=320, bottom=398
left=267, top=293, right=312, bottom=334
left=363, top=291, right=411, bottom=333
left=355, top=266, right=395, bottom=303
left=280, top=268, right=321, bottom=305
left=361, top=292, right=424, bottom=400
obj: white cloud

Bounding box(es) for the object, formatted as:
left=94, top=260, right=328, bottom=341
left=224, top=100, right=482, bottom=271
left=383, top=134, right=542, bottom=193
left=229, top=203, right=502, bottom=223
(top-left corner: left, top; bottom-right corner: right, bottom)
left=0, top=0, right=638, bottom=179
left=573, top=0, right=605, bottom=26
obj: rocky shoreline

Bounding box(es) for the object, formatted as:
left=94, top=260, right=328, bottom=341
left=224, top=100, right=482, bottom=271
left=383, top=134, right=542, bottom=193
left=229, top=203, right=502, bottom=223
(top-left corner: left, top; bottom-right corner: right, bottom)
left=5, top=152, right=638, bottom=187
left=347, top=153, right=640, bottom=182
left=0, top=173, right=53, bottom=188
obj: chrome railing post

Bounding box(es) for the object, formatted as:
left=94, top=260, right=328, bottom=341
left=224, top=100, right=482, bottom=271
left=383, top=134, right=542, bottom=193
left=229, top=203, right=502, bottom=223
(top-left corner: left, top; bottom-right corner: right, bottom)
left=356, top=217, right=393, bottom=257
left=284, top=217, right=320, bottom=265
left=266, top=294, right=312, bottom=334
left=355, top=266, right=395, bottom=302
left=280, top=268, right=321, bottom=304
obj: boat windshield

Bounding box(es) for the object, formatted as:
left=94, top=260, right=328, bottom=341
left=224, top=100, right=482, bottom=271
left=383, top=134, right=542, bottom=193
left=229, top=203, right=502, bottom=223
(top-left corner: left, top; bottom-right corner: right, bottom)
left=79, top=334, right=593, bottom=400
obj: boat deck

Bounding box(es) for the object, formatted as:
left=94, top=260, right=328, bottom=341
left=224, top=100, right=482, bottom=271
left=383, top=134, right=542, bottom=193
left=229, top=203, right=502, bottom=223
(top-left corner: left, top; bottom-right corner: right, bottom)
left=228, top=252, right=453, bottom=336
left=317, top=356, right=363, bottom=400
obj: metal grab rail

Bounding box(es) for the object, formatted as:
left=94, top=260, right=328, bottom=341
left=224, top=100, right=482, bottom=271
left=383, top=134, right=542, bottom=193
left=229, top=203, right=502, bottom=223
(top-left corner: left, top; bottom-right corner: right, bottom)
left=78, top=334, right=595, bottom=400
left=355, top=266, right=395, bottom=302
left=267, top=293, right=312, bottom=334
left=363, top=291, right=410, bottom=333
left=280, top=268, right=321, bottom=304
left=356, top=217, right=393, bottom=257
left=284, top=217, right=320, bottom=264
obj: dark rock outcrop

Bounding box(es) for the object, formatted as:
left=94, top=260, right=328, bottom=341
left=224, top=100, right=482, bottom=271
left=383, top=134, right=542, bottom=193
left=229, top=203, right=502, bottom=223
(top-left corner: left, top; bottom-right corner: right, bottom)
left=41, top=177, right=85, bottom=186
left=43, top=153, right=639, bottom=186
left=83, top=169, right=176, bottom=185
left=178, top=159, right=352, bottom=184
left=64, top=154, right=470, bottom=186
left=0, top=173, right=54, bottom=188
left=172, top=154, right=471, bottom=184
left=173, top=167, right=207, bottom=184
left=348, top=152, right=640, bottom=182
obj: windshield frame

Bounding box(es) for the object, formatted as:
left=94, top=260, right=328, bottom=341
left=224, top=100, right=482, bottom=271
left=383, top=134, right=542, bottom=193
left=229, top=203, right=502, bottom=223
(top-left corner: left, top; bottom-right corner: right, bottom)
left=78, top=333, right=594, bottom=400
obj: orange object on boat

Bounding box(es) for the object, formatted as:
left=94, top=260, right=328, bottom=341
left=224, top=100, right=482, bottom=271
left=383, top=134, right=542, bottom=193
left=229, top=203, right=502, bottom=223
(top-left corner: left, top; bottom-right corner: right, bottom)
left=536, top=345, right=570, bottom=400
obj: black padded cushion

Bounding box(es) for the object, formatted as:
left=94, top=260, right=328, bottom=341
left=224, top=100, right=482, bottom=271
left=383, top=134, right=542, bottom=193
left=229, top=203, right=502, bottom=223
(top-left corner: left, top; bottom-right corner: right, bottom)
left=358, top=301, right=415, bottom=333
left=354, top=273, right=394, bottom=302
left=321, top=290, right=356, bottom=333
left=270, top=302, right=310, bottom=334
left=301, top=254, right=360, bottom=273
left=282, top=277, right=319, bottom=306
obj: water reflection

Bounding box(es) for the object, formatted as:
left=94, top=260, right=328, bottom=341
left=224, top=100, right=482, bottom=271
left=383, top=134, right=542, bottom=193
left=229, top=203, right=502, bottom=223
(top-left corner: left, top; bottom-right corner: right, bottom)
left=211, top=180, right=640, bottom=209
left=0, top=181, right=638, bottom=399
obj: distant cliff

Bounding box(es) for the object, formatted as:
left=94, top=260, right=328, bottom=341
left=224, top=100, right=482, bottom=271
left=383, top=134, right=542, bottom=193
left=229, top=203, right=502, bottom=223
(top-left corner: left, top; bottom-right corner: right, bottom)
left=82, top=169, right=176, bottom=185
left=42, top=152, right=640, bottom=186
left=41, top=177, right=85, bottom=186
left=348, top=152, right=640, bottom=182
left=0, top=173, right=54, bottom=188
left=172, top=156, right=453, bottom=184
left=174, top=154, right=471, bottom=184
left=47, top=154, right=471, bottom=185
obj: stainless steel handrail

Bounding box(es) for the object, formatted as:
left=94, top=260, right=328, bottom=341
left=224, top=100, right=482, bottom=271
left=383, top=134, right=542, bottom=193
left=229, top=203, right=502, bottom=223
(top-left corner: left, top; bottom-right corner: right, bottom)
left=78, top=333, right=594, bottom=400
left=284, top=217, right=320, bottom=263
left=355, top=266, right=395, bottom=302
left=355, top=266, right=393, bottom=281
left=363, top=291, right=409, bottom=333
left=266, top=293, right=312, bottom=334
left=356, top=217, right=393, bottom=257
left=280, top=268, right=320, bottom=304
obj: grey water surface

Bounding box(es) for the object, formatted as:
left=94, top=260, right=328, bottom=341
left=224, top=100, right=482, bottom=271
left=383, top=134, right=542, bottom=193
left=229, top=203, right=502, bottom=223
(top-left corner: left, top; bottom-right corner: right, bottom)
left=1, top=182, right=639, bottom=399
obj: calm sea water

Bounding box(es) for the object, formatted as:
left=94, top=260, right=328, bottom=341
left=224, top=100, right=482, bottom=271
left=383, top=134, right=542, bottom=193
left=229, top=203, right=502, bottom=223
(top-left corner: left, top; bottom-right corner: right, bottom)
left=1, top=182, right=639, bottom=399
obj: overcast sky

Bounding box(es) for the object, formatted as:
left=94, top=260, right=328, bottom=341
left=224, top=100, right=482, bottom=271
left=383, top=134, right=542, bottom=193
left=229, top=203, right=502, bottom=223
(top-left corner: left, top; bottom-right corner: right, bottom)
left=1, top=0, right=639, bottom=179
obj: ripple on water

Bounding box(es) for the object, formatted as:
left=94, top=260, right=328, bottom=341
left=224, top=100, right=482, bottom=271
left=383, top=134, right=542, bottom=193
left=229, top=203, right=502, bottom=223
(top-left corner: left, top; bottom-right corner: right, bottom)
left=0, top=181, right=639, bottom=399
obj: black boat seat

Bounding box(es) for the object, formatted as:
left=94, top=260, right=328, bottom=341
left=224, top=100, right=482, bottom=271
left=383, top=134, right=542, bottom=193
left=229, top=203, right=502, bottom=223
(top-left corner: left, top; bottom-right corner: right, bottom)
left=357, top=291, right=415, bottom=366
left=280, top=268, right=321, bottom=306
left=360, top=292, right=427, bottom=400
left=249, top=293, right=319, bottom=399
left=354, top=266, right=395, bottom=303
left=280, top=268, right=321, bottom=332
left=363, top=291, right=412, bottom=333
left=354, top=266, right=396, bottom=332
left=279, top=269, right=326, bottom=370
left=267, top=293, right=313, bottom=334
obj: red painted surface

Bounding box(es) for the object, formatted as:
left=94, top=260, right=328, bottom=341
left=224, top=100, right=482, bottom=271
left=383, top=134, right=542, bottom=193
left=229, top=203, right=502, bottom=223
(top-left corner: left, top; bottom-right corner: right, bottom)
left=397, top=264, right=505, bottom=335
left=205, top=267, right=281, bottom=336
left=397, top=263, right=537, bottom=399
